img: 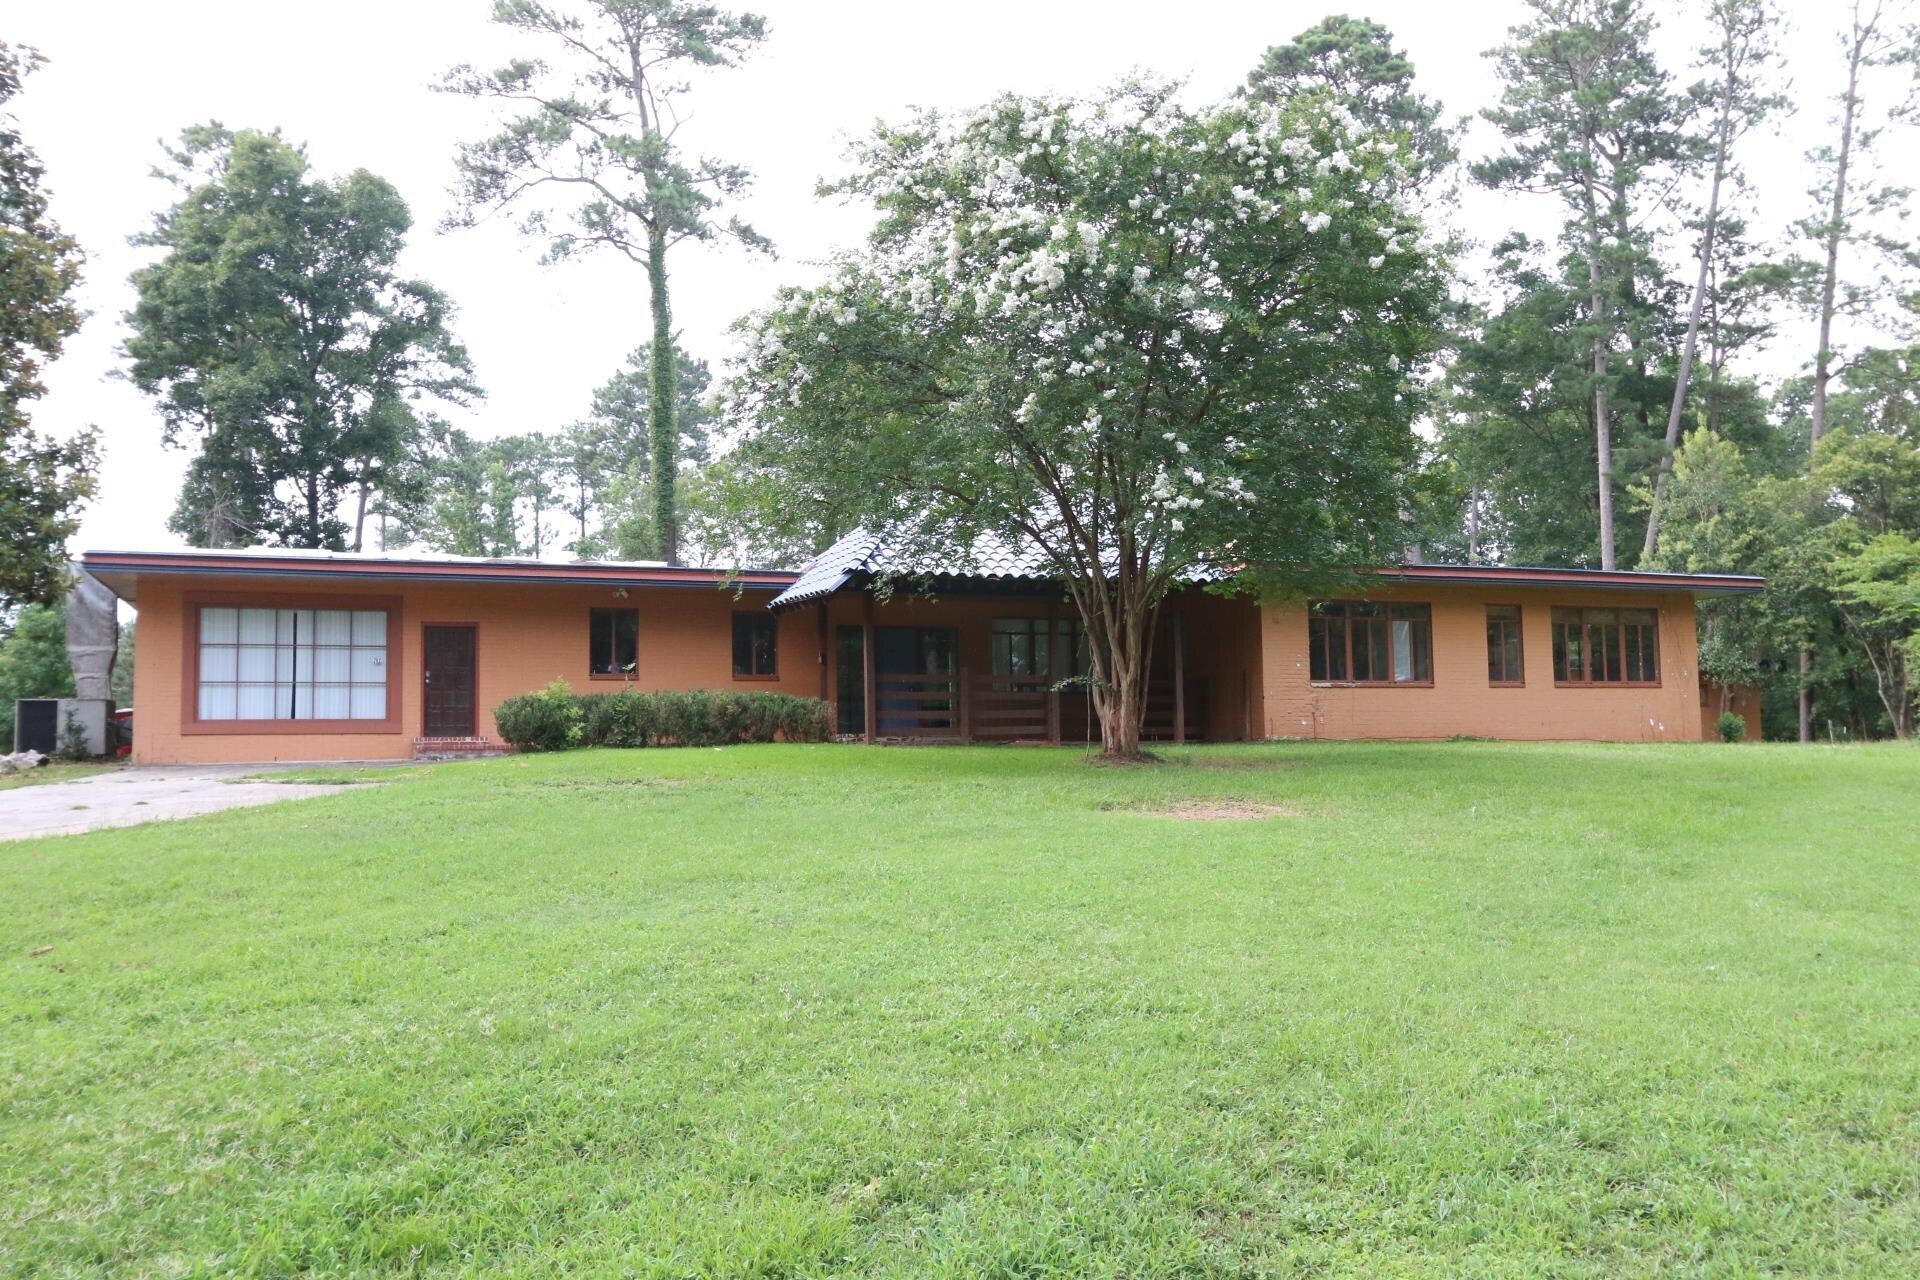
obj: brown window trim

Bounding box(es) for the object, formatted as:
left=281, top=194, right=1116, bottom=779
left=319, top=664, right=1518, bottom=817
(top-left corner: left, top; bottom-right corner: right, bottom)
left=731, top=611, right=780, bottom=681
left=1486, top=603, right=1526, bottom=687
left=181, top=591, right=403, bottom=736
left=1308, top=600, right=1435, bottom=687
left=588, top=607, right=640, bottom=681
left=1552, top=606, right=1662, bottom=688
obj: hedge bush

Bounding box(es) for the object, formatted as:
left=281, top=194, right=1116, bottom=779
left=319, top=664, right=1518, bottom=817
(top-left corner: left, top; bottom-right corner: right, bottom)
left=496, top=683, right=830, bottom=751
left=491, top=680, right=583, bottom=752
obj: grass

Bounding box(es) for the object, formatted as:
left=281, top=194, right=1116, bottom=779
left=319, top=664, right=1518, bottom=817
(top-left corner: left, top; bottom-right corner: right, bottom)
left=4, top=741, right=1918, bottom=1278
left=0, top=760, right=117, bottom=791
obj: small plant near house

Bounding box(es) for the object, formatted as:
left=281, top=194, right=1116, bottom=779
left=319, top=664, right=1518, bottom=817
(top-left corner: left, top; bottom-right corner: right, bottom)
left=1716, top=711, right=1748, bottom=743
left=57, top=708, right=91, bottom=762
left=492, top=680, right=584, bottom=752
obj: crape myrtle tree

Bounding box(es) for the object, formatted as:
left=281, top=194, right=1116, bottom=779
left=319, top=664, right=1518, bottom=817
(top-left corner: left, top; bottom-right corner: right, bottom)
left=725, top=81, right=1446, bottom=759
left=441, top=0, right=768, bottom=565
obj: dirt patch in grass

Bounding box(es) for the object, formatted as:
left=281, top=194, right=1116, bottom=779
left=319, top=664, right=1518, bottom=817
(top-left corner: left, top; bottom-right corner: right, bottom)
left=1144, top=800, right=1303, bottom=821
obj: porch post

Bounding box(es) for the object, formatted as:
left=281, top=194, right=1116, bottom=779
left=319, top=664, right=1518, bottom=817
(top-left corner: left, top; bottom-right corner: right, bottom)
left=861, top=598, right=878, bottom=744
left=1172, top=609, right=1186, bottom=745
left=959, top=665, right=972, bottom=741
left=816, top=601, right=829, bottom=702
left=1045, top=596, right=1061, bottom=744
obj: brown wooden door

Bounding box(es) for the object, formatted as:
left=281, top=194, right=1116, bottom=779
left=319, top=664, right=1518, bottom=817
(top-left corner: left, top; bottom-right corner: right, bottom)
left=422, top=626, right=477, bottom=737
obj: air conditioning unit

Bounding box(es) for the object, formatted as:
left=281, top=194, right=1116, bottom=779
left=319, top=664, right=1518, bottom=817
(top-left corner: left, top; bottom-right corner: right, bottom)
left=12, top=697, right=111, bottom=757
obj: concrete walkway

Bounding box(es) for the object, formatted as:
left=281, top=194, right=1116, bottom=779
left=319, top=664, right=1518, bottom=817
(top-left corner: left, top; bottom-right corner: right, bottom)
left=0, top=764, right=376, bottom=842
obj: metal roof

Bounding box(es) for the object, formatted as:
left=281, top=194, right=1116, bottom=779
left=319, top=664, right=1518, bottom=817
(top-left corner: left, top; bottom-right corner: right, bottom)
left=768, top=528, right=1766, bottom=610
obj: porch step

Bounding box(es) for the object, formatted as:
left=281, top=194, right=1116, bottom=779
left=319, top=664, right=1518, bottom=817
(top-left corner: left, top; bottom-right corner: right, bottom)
left=412, top=736, right=510, bottom=761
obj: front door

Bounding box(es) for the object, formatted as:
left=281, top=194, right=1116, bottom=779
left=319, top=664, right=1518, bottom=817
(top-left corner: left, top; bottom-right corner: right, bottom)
left=423, top=625, right=477, bottom=737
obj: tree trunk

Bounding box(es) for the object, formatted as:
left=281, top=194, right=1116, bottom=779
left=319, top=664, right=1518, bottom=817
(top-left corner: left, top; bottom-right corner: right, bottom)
left=1588, top=245, right=1617, bottom=571
left=352, top=478, right=372, bottom=553
left=1644, top=78, right=1735, bottom=563
left=1811, top=17, right=1865, bottom=452
left=1578, top=167, right=1616, bottom=571
left=1799, top=648, right=1813, bottom=743
left=646, top=225, right=679, bottom=565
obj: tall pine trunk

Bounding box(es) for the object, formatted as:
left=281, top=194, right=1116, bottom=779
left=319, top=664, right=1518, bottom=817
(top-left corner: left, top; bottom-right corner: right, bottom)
left=646, top=227, right=678, bottom=564
left=1644, top=61, right=1737, bottom=563
left=1802, top=12, right=1867, bottom=741
left=1582, top=195, right=1617, bottom=571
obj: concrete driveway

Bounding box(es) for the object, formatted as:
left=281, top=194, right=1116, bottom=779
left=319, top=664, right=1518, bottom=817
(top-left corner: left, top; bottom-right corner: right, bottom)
left=0, top=764, right=374, bottom=842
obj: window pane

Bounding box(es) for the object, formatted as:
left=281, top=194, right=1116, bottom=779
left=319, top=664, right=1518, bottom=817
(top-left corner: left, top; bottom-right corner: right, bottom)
left=238, top=609, right=276, bottom=644
left=199, top=685, right=237, bottom=720
left=202, top=608, right=238, bottom=643
left=1355, top=618, right=1389, bottom=682
left=311, top=685, right=350, bottom=719
left=1392, top=620, right=1413, bottom=682
left=237, top=645, right=276, bottom=682
left=351, top=611, right=386, bottom=644
left=312, top=648, right=350, bottom=682
left=350, top=685, right=387, bottom=720
left=350, top=648, right=383, bottom=682
left=311, top=611, right=350, bottom=645
left=1595, top=624, right=1621, bottom=682
left=1408, top=616, right=1432, bottom=682
left=733, top=617, right=752, bottom=675
left=754, top=622, right=776, bottom=675
left=237, top=684, right=277, bottom=719
left=200, top=646, right=238, bottom=682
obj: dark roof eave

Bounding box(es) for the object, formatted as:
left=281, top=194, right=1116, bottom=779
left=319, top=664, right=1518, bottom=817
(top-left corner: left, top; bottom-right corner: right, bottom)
left=80, top=551, right=798, bottom=595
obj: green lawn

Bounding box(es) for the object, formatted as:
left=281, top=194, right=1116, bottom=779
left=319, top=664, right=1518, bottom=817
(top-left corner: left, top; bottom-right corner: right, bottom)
left=4, top=742, right=1918, bottom=1278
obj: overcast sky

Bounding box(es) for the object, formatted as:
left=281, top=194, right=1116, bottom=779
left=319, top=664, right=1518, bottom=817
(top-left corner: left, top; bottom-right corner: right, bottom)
left=9, top=0, right=1883, bottom=559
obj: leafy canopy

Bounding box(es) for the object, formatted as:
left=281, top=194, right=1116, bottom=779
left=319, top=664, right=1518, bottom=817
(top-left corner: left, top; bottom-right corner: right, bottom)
left=124, top=126, right=478, bottom=550
left=726, top=80, right=1445, bottom=594
left=0, top=43, right=97, bottom=608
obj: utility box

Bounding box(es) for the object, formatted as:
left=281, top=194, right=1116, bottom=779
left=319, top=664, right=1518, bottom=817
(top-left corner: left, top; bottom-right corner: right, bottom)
left=12, top=697, right=112, bottom=757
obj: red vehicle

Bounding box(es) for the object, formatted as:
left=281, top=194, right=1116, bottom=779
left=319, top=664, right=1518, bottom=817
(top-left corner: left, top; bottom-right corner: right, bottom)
left=113, top=707, right=133, bottom=758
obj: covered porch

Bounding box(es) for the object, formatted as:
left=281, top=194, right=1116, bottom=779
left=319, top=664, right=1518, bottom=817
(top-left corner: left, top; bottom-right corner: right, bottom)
left=787, top=585, right=1260, bottom=746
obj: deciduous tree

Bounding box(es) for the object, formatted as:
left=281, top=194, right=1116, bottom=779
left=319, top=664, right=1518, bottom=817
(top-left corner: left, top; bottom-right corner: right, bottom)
left=726, top=82, right=1445, bottom=758
left=125, top=127, right=478, bottom=550
left=0, top=43, right=96, bottom=609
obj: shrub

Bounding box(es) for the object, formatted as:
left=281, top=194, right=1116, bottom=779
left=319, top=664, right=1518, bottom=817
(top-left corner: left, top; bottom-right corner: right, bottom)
left=493, top=680, right=584, bottom=752
left=1715, top=711, right=1747, bottom=744
left=502, top=687, right=829, bottom=751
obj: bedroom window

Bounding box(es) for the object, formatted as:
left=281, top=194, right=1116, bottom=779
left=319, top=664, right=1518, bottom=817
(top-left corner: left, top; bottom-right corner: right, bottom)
left=732, top=613, right=778, bottom=678
left=1309, top=601, right=1433, bottom=685
left=1486, top=605, right=1524, bottom=685
left=590, top=608, right=639, bottom=677
left=1552, top=607, right=1659, bottom=685
left=196, top=607, right=388, bottom=721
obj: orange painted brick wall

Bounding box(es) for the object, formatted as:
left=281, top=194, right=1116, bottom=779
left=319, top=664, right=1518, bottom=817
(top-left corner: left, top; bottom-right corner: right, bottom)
left=1259, top=585, right=1708, bottom=742
left=132, top=575, right=817, bottom=764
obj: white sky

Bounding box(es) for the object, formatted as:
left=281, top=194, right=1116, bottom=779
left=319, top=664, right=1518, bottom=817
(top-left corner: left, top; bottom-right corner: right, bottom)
left=9, top=0, right=1893, bottom=559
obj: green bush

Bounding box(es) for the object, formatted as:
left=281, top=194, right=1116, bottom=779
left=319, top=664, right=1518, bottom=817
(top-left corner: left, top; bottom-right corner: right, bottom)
left=1715, top=711, right=1748, bottom=744
left=493, top=680, right=584, bottom=752
left=499, top=686, right=829, bottom=751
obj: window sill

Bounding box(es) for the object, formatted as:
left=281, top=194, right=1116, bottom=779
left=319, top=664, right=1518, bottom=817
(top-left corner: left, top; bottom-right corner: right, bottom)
left=588, top=673, right=638, bottom=681
left=182, top=717, right=401, bottom=736
left=732, top=673, right=781, bottom=682
left=1309, top=681, right=1435, bottom=689
left=1489, top=680, right=1526, bottom=688
left=1552, top=681, right=1662, bottom=689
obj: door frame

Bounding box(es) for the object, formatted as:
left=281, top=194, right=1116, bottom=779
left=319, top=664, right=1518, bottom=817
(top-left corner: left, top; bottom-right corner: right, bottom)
left=420, top=622, right=480, bottom=738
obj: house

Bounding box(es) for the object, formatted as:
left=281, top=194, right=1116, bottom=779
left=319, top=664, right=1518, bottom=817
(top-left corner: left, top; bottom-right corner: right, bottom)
left=80, top=536, right=1764, bottom=764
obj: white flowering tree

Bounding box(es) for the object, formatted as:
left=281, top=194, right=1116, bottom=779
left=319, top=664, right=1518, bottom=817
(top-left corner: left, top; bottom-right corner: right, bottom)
left=726, top=80, right=1446, bottom=758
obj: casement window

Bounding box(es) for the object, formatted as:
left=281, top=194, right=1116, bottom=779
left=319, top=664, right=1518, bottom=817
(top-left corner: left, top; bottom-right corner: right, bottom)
left=196, top=606, right=388, bottom=720
left=589, top=608, right=639, bottom=677
left=732, top=612, right=778, bottom=678
left=1309, top=601, right=1433, bottom=685
left=1486, top=605, right=1525, bottom=685
left=1552, top=607, right=1659, bottom=685
left=991, top=617, right=1091, bottom=685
